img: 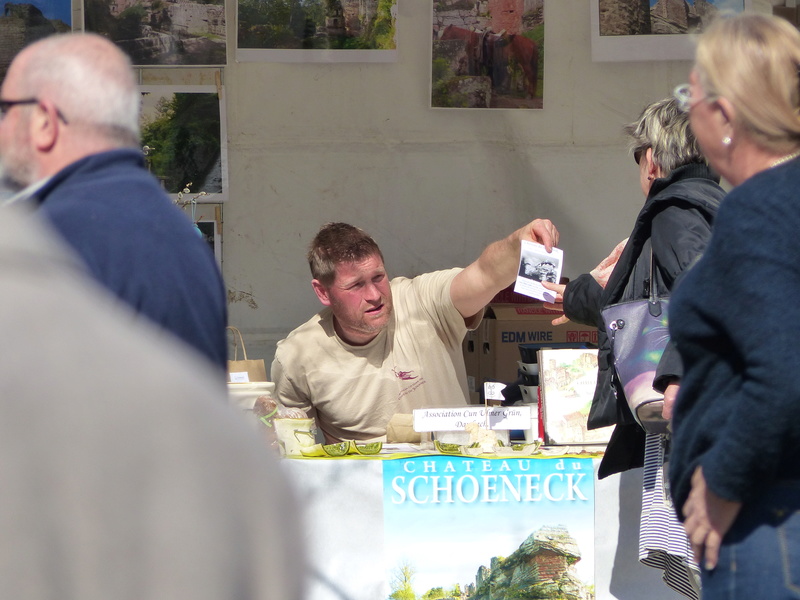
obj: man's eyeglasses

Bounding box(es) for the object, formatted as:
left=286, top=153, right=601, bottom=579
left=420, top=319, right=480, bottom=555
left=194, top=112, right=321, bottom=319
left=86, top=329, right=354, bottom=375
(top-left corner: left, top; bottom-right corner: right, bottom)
left=0, top=98, right=69, bottom=123
left=0, top=98, right=38, bottom=118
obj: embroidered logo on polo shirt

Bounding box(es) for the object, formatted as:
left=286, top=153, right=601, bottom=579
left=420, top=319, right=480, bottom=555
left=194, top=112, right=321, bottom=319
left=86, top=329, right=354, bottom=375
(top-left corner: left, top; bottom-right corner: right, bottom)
left=393, top=368, right=418, bottom=381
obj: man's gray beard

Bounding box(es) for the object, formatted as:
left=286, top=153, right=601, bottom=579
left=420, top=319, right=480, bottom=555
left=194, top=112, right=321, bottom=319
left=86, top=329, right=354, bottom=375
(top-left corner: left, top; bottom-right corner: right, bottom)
left=0, top=165, right=25, bottom=201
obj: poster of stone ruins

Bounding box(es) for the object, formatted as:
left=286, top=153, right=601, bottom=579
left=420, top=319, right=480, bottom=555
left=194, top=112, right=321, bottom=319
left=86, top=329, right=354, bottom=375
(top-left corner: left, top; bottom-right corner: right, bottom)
left=591, top=0, right=748, bottom=61
left=83, top=0, right=226, bottom=66
left=0, top=0, right=71, bottom=85
left=236, top=0, right=397, bottom=63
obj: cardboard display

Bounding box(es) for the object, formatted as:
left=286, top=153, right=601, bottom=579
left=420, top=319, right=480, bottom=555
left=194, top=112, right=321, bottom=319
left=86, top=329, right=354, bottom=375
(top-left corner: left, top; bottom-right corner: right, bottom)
left=463, top=304, right=599, bottom=388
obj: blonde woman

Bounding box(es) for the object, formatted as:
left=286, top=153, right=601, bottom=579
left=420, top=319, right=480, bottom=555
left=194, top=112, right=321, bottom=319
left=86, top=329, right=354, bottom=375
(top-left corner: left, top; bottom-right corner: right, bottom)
left=668, top=13, right=800, bottom=600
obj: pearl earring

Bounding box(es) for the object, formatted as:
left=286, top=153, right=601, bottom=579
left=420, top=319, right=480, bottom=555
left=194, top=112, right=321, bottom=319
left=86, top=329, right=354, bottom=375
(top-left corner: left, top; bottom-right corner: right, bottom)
left=722, top=136, right=732, bottom=146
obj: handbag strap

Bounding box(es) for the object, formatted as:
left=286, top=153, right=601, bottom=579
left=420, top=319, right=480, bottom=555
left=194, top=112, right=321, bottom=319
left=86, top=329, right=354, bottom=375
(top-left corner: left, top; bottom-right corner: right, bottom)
left=647, top=248, right=664, bottom=318
left=226, top=326, right=248, bottom=361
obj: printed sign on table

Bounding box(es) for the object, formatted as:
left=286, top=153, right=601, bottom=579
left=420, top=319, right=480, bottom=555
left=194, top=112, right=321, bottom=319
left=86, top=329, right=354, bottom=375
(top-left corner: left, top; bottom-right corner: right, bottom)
left=382, top=455, right=595, bottom=600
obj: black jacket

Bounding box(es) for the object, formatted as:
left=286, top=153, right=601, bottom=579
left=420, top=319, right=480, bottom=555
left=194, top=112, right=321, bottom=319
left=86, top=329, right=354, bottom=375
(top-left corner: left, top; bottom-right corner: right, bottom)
left=563, top=163, right=725, bottom=478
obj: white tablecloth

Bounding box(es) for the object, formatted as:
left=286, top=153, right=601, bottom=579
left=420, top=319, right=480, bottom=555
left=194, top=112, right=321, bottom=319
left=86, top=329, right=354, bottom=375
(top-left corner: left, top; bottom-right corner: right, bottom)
left=281, top=456, right=686, bottom=600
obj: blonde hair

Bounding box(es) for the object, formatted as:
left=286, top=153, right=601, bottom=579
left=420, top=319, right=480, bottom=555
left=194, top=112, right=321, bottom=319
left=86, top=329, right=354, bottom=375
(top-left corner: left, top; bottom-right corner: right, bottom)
left=695, top=12, right=800, bottom=152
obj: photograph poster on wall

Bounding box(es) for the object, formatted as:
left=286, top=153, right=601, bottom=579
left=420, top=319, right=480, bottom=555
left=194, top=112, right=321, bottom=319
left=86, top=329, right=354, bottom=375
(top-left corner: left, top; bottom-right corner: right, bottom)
left=139, top=86, right=228, bottom=203
left=83, top=0, right=225, bottom=66
left=236, top=0, right=397, bottom=63
left=431, top=0, right=544, bottom=109
left=194, top=213, right=223, bottom=267
left=0, top=0, right=71, bottom=85
left=590, top=0, right=758, bottom=62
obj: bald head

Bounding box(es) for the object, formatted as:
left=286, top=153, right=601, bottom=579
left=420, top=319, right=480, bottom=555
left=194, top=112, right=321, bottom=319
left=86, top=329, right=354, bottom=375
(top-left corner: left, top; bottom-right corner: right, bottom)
left=0, top=33, right=142, bottom=189
left=7, top=33, right=141, bottom=147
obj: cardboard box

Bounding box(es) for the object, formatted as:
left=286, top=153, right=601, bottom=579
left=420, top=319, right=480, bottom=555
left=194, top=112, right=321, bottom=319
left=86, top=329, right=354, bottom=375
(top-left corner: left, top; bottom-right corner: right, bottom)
left=463, top=304, right=599, bottom=386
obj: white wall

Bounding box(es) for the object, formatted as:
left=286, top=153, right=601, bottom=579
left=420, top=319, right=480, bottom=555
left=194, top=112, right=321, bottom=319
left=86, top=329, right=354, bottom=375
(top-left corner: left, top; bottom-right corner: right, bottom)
left=106, top=0, right=693, bottom=364
left=220, top=0, right=694, bottom=365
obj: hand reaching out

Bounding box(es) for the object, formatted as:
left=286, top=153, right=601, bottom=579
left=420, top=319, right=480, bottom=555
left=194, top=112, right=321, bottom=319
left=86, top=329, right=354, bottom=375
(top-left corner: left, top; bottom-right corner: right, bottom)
left=591, top=238, right=628, bottom=288
left=537, top=237, right=627, bottom=327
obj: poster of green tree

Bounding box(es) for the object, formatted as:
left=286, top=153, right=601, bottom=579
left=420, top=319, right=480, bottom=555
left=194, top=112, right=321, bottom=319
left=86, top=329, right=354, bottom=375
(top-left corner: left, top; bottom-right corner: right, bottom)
left=139, top=86, right=226, bottom=201
left=237, top=0, right=397, bottom=63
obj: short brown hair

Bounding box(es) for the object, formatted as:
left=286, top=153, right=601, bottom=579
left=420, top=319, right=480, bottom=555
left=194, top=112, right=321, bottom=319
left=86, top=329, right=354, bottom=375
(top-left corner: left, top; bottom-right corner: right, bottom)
left=307, top=223, right=384, bottom=286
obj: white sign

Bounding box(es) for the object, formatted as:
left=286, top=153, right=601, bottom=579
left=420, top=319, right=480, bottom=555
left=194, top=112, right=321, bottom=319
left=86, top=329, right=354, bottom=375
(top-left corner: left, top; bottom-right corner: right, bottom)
left=413, top=406, right=532, bottom=432
left=229, top=371, right=250, bottom=383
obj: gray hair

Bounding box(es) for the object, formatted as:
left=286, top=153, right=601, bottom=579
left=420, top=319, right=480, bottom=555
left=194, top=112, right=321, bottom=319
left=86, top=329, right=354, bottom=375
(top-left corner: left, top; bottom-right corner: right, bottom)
left=17, top=33, right=141, bottom=147
left=623, top=97, right=704, bottom=175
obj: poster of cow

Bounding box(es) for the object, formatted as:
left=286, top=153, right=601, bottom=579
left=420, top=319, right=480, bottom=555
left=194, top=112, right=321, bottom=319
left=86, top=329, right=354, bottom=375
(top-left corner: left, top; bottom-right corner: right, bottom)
left=432, top=0, right=544, bottom=109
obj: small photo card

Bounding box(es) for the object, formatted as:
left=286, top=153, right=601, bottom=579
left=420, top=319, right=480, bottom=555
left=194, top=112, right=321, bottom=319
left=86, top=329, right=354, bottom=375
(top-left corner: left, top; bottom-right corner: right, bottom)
left=514, top=241, right=563, bottom=302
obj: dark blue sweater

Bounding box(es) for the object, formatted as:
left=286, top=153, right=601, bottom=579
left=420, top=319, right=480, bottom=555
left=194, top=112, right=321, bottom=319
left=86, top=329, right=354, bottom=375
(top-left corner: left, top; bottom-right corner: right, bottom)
left=669, top=157, right=800, bottom=515
left=33, top=149, right=228, bottom=372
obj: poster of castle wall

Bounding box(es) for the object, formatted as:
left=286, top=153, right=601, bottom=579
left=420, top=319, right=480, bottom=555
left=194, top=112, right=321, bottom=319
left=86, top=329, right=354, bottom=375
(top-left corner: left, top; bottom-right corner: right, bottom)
left=383, top=455, right=595, bottom=599
left=0, top=0, right=71, bottom=85
left=236, top=0, right=397, bottom=63
left=139, top=86, right=228, bottom=202
left=83, top=0, right=225, bottom=66
left=432, top=0, right=544, bottom=109
left=591, top=0, right=756, bottom=62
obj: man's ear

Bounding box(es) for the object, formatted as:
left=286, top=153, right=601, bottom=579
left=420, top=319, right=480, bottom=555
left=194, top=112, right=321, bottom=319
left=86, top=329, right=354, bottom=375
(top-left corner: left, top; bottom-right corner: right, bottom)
left=311, top=279, right=332, bottom=306
left=30, top=100, right=60, bottom=152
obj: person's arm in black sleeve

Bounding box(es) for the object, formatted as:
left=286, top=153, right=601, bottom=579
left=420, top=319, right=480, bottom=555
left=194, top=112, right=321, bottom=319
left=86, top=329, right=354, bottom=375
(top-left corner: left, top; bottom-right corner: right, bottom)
left=562, top=274, right=605, bottom=328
